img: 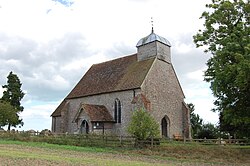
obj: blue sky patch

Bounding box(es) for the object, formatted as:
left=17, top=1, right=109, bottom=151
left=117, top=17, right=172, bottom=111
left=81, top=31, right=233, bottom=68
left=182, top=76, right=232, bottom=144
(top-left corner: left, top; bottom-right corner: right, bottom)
left=52, top=0, right=74, bottom=7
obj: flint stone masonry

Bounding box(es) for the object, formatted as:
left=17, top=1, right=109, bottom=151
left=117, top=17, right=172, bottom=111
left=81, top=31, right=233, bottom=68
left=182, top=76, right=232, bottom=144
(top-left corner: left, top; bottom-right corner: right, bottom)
left=141, top=59, right=185, bottom=137
left=65, top=90, right=140, bottom=135
left=52, top=116, right=61, bottom=133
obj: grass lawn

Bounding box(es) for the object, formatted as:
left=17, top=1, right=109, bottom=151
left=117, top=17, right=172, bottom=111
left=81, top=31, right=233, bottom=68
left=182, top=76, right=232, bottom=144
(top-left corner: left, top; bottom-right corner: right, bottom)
left=0, top=140, right=249, bottom=165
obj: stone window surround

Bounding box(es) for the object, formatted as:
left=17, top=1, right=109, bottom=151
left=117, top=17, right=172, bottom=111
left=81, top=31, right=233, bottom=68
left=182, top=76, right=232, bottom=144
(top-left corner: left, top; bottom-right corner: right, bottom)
left=114, top=98, right=122, bottom=123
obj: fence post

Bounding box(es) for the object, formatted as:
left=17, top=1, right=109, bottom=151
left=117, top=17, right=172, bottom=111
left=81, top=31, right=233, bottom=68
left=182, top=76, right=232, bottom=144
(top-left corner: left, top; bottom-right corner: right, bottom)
left=120, top=135, right=122, bottom=146
left=228, top=134, right=231, bottom=144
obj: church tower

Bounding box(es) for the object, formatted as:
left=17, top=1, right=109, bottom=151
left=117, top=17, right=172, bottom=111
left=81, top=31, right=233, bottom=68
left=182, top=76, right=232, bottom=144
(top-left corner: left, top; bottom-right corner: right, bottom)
left=136, top=28, right=171, bottom=63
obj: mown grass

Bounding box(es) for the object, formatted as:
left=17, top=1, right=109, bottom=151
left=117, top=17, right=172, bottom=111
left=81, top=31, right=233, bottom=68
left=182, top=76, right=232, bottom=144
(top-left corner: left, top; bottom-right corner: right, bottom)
left=142, top=141, right=250, bottom=164
left=0, top=140, right=249, bottom=165
left=0, top=140, right=164, bottom=166
left=0, top=140, right=116, bottom=153
left=0, top=149, right=150, bottom=166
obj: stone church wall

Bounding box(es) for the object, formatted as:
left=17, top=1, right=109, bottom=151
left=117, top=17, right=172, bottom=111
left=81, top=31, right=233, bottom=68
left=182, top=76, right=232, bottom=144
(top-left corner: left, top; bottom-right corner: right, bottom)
left=52, top=116, right=62, bottom=133
left=141, top=58, right=185, bottom=138
left=66, top=89, right=141, bottom=135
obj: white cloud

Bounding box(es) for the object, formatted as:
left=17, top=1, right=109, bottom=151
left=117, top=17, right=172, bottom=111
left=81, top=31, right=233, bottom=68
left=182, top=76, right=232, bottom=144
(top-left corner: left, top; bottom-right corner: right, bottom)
left=0, top=32, right=95, bottom=101
left=21, top=102, right=57, bottom=119
left=195, top=99, right=218, bottom=124
left=187, top=68, right=205, bottom=82
left=175, top=43, right=193, bottom=54
left=0, top=87, right=3, bottom=98
left=18, top=101, right=59, bottom=131
left=184, top=82, right=218, bottom=124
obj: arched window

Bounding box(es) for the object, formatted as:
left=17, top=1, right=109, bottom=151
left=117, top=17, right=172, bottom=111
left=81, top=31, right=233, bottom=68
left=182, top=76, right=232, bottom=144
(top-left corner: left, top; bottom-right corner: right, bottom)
left=114, top=99, right=121, bottom=123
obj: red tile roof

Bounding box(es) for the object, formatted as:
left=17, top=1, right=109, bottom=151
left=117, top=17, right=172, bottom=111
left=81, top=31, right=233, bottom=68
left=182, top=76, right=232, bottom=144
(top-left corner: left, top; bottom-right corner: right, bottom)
left=66, top=54, right=154, bottom=99
left=51, top=99, right=68, bottom=117
left=74, top=104, right=114, bottom=122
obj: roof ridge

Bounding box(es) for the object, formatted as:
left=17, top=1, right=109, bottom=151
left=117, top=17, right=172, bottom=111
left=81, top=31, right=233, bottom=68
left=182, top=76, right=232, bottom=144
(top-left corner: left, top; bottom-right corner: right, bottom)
left=92, top=53, right=137, bottom=66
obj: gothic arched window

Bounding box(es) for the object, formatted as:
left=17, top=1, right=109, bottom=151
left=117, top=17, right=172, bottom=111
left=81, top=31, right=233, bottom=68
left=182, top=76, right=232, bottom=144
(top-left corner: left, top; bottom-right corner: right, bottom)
left=114, top=99, right=121, bottom=123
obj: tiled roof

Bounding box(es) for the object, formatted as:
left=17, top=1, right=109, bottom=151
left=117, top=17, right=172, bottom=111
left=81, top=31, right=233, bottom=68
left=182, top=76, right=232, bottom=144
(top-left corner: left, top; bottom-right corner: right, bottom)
left=66, top=54, right=155, bottom=99
left=51, top=99, right=68, bottom=117
left=74, top=104, right=114, bottom=122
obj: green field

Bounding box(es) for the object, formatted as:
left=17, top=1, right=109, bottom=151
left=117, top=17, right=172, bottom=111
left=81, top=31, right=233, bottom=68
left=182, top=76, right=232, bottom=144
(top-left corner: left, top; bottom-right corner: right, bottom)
left=0, top=140, right=249, bottom=165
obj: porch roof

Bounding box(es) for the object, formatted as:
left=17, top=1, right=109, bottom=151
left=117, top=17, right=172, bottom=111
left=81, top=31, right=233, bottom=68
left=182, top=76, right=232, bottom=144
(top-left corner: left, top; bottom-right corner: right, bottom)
left=73, top=104, right=114, bottom=122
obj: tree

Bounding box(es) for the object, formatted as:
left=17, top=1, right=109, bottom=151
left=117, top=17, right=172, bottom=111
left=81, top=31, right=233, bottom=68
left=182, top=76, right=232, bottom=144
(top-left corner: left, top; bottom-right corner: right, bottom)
left=1, top=71, right=24, bottom=130
left=188, top=103, right=203, bottom=138
left=0, top=100, right=20, bottom=128
left=198, top=123, right=219, bottom=139
left=193, top=0, right=250, bottom=138
left=127, top=108, right=159, bottom=141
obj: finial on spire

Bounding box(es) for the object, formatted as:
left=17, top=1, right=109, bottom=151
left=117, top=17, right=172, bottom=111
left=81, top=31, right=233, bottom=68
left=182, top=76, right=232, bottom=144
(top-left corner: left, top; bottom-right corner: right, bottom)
left=151, top=17, right=154, bottom=33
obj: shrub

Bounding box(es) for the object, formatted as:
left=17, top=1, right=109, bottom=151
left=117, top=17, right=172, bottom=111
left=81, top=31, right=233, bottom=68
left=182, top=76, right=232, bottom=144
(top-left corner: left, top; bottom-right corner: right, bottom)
left=127, top=108, right=159, bottom=141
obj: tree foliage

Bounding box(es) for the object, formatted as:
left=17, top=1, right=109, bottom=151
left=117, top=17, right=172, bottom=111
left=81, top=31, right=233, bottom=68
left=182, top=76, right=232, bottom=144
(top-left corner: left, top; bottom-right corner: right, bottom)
left=197, top=123, right=219, bottom=139
left=127, top=108, right=159, bottom=140
left=188, top=103, right=220, bottom=139
left=188, top=103, right=203, bottom=138
left=193, top=0, right=250, bottom=137
left=0, top=100, right=20, bottom=128
left=1, top=71, right=24, bottom=130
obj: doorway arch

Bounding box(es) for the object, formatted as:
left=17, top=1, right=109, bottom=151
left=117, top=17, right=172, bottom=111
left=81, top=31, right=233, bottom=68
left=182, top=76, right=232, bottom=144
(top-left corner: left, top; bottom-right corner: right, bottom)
left=161, top=116, right=170, bottom=138
left=80, top=120, right=89, bottom=134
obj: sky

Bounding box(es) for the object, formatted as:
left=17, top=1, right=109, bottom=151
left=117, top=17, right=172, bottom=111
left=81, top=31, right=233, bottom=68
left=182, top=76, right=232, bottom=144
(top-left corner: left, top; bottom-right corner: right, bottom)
left=0, top=0, right=218, bottom=131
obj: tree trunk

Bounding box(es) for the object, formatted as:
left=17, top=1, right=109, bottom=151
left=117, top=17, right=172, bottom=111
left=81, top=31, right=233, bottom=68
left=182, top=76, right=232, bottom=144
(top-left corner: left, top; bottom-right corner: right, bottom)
left=8, top=124, right=11, bottom=131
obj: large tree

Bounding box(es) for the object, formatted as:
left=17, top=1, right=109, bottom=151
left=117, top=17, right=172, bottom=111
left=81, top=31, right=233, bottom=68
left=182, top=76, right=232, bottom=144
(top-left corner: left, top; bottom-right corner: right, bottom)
left=1, top=71, right=24, bottom=130
left=193, top=0, right=250, bottom=137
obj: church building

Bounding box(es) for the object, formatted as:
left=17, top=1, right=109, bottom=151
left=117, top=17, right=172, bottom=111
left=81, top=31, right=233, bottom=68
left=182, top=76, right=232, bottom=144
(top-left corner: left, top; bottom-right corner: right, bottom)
left=51, top=29, right=191, bottom=139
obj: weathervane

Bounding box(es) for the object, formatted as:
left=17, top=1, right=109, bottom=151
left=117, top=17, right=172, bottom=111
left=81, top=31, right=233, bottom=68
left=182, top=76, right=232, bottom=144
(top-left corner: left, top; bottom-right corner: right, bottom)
left=151, top=17, right=154, bottom=33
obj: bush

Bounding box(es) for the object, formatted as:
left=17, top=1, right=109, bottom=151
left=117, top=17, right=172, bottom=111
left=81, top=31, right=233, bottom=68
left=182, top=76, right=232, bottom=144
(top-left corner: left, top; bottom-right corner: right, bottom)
left=127, top=108, right=159, bottom=141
